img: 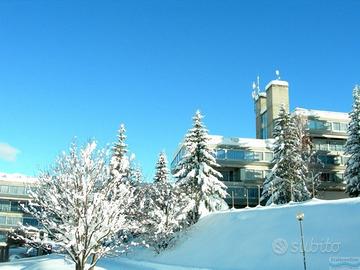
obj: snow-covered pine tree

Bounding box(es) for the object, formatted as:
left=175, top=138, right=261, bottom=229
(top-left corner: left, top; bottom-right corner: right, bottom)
left=345, top=85, right=360, bottom=197
left=174, top=110, right=228, bottom=223
left=261, top=106, right=310, bottom=205
left=111, top=124, right=130, bottom=182
left=20, top=142, right=135, bottom=270
left=145, top=152, right=189, bottom=253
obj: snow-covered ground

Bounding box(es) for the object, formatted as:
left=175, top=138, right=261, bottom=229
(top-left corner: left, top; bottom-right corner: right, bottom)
left=2, top=198, right=360, bottom=270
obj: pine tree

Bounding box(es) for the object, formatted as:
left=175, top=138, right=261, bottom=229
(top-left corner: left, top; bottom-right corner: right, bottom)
left=111, top=124, right=130, bottom=182
left=174, top=110, right=228, bottom=223
left=345, top=85, right=360, bottom=197
left=261, top=107, right=310, bottom=205
left=143, top=152, right=189, bottom=253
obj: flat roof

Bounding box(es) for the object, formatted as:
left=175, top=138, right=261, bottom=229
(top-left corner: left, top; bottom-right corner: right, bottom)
left=0, top=173, right=37, bottom=184
left=209, top=135, right=274, bottom=149
left=294, top=107, right=349, bottom=121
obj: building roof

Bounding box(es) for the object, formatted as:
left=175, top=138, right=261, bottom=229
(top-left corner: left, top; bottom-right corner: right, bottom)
left=294, top=107, right=349, bottom=121
left=209, top=135, right=274, bottom=149
left=0, top=172, right=37, bottom=184
left=265, top=79, right=289, bottom=91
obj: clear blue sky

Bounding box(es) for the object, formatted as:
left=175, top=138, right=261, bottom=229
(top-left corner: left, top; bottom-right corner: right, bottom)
left=0, top=0, right=359, bottom=179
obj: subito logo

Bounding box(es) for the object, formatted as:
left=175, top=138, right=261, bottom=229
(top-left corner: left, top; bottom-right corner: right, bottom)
left=272, top=238, right=288, bottom=255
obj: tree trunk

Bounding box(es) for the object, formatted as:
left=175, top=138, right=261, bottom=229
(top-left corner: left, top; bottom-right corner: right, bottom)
left=88, top=254, right=98, bottom=270
left=75, top=261, right=84, bottom=270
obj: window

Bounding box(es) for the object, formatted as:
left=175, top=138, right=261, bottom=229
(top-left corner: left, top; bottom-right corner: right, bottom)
left=332, top=122, right=341, bottom=132
left=23, top=217, right=38, bottom=227
left=340, top=123, right=348, bottom=132
left=240, top=169, right=263, bottom=181
left=227, top=187, right=245, bottom=198
left=10, top=201, right=21, bottom=212
left=308, top=120, right=330, bottom=130
left=264, top=152, right=273, bottom=162
left=0, top=216, right=6, bottom=225
left=261, top=112, right=268, bottom=139
left=318, top=155, right=336, bottom=165
left=0, top=200, right=10, bottom=212
left=7, top=216, right=22, bottom=226
left=0, top=185, right=9, bottom=194
left=0, top=232, right=7, bottom=242
left=216, top=149, right=226, bottom=159
left=247, top=188, right=259, bottom=199
left=227, top=150, right=245, bottom=160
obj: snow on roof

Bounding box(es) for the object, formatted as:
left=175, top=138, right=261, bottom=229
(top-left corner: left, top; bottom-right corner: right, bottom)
left=265, top=79, right=289, bottom=91
left=294, top=107, right=349, bottom=121
left=208, top=135, right=274, bottom=149
left=0, top=172, right=37, bottom=184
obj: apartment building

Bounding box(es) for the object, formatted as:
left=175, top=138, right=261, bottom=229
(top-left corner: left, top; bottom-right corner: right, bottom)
left=0, top=173, right=38, bottom=261
left=171, top=77, right=349, bottom=208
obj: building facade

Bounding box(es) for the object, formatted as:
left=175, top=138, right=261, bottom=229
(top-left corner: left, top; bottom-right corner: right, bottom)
left=171, top=78, right=349, bottom=208
left=0, top=173, right=38, bottom=261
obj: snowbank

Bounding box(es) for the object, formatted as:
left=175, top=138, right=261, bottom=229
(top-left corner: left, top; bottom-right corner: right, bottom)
left=2, top=198, right=360, bottom=270
left=142, top=198, right=360, bottom=270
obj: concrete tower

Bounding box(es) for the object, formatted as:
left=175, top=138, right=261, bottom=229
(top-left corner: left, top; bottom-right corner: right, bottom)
left=253, top=78, right=289, bottom=139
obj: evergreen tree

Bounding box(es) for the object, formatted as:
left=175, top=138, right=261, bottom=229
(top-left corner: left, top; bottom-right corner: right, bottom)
left=174, top=110, right=228, bottom=223
left=345, top=85, right=360, bottom=197
left=262, top=106, right=310, bottom=205
left=111, top=124, right=130, bottom=181
left=144, top=152, right=189, bottom=253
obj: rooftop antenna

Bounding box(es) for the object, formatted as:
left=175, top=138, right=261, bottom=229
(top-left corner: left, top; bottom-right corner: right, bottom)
left=275, top=70, right=281, bottom=80
left=251, top=75, right=261, bottom=100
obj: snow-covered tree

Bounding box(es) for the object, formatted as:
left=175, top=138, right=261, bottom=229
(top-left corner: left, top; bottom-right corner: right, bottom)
left=20, top=142, right=135, bottom=270
left=174, top=110, right=228, bottom=223
left=111, top=124, right=130, bottom=182
left=145, top=152, right=189, bottom=253
left=345, top=85, right=360, bottom=197
left=262, top=107, right=310, bottom=205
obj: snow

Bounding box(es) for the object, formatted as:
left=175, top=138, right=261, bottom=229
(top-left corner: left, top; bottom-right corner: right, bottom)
left=0, top=172, right=37, bottom=183
left=208, top=135, right=274, bottom=150
left=294, top=107, right=349, bottom=121
left=4, top=198, right=360, bottom=269
left=265, top=79, right=289, bottom=90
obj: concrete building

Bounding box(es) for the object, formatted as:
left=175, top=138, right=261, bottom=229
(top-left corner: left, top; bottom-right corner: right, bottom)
left=0, top=173, right=38, bottom=261
left=171, top=77, right=349, bottom=208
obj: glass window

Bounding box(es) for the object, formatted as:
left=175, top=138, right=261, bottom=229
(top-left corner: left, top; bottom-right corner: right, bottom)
left=227, top=187, right=245, bottom=198
left=254, top=152, right=263, bottom=161
left=264, top=152, right=273, bottom=161
left=240, top=169, right=263, bottom=181
left=261, top=113, right=268, bottom=139
left=247, top=188, right=259, bottom=199
left=332, top=122, right=341, bottom=131
left=329, top=142, right=337, bottom=151
left=10, top=201, right=21, bottom=212
left=0, top=185, right=9, bottom=194
left=216, top=149, right=226, bottom=159
left=7, top=216, right=22, bottom=226
left=319, top=143, right=328, bottom=151
left=0, top=232, right=7, bottom=242
left=0, top=200, right=10, bottom=212
left=227, top=150, right=245, bottom=160
left=23, top=217, right=38, bottom=227
left=308, top=120, right=317, bottom=130
left=340, top=123, right=348, bottom=132
left=0, top=216, right=6, bottom=225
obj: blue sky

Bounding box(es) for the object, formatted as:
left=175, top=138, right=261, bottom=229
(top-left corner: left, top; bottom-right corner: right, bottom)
left=0, top=0, right=359, bottom=179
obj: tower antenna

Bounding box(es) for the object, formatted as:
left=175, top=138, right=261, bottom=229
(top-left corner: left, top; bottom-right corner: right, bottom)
left=275, top=70, right=281, bottom=80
